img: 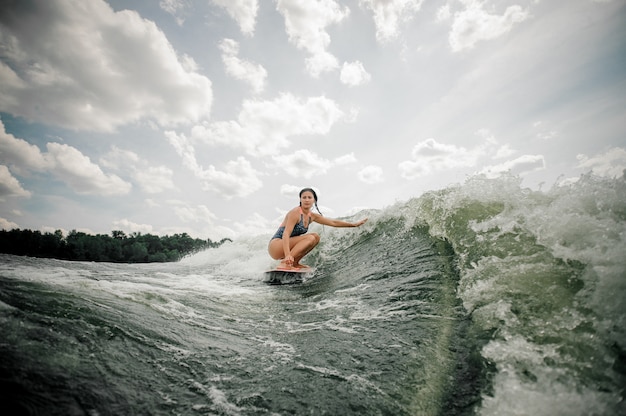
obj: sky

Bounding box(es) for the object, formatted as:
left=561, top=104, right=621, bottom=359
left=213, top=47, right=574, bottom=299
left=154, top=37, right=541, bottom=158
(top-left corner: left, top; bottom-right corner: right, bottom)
left=0, top=0, right=625, bottom=241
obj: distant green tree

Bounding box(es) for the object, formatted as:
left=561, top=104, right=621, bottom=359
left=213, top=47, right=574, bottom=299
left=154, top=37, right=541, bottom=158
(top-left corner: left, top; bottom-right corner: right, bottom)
left=126, top=242, right=148, bottom=262
left=0, top=228, right=231, bottom=263
left=111, top=230, right=126, bottom=240
left=39, top=230, right=65, bottom=257
left=104, top=236, right=123, bottom=261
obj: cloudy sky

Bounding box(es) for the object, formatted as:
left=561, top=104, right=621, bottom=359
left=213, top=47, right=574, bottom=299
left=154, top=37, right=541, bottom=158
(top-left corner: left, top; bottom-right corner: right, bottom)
left=1, top=0, right=624, bottom=240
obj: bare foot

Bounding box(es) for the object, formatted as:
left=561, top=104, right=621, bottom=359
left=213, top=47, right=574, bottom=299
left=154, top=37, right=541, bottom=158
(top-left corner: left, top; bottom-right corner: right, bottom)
left=293, top=263, right=311, bottom=269
left=277, top=261, right=296, bottom=270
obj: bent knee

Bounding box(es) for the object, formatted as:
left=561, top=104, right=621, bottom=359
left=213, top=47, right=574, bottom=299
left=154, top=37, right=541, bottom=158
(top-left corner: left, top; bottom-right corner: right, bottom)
left=309, top=233, right=320, bottom=244
left=268, top=239, right=284, bottom=260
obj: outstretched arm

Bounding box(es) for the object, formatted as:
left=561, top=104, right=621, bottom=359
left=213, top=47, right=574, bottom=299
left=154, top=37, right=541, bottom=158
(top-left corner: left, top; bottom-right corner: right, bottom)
left=312, top=214, right=368, bottom=228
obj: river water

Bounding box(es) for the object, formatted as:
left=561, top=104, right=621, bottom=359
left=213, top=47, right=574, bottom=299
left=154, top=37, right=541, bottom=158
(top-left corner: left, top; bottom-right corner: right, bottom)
left=1, top=174, right=624, bottom=415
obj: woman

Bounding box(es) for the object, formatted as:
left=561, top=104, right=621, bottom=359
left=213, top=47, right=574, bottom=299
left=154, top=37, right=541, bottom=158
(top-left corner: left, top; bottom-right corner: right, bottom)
left=268, top=188, right=368, bottom=270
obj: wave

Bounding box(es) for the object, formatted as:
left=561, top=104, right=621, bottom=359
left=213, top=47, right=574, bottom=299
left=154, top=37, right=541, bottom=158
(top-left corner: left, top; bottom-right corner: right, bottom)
left=374, top=173, right=626, bottom=415
left=182, top=172, right=625, bottom=414
left=181, top=172, right=625, bottom=415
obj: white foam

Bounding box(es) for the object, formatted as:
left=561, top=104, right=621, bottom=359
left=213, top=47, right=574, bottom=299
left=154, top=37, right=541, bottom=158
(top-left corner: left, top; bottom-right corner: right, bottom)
left=409, top=173, right=626, bottom=416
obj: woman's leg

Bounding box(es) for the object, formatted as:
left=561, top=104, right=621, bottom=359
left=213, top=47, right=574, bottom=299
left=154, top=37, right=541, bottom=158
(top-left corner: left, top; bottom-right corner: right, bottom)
left=292, top=233, right=320, bottom=267
left=268, top=238, right=290, bottom=260
left=268, top=233, right=320, bottom=267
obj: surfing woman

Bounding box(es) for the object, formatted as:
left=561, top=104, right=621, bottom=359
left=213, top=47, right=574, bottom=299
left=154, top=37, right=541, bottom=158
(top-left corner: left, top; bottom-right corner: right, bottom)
left=268, top=188, right=368, bottom=270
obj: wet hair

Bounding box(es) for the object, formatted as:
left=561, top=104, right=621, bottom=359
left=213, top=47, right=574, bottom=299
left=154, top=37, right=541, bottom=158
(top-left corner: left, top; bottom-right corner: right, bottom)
left=299, top=187, right=323, bottom=215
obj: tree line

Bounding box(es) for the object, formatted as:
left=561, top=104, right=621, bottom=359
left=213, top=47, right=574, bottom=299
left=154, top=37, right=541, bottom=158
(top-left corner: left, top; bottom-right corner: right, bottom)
left=0, top=228, right=231, bottom=263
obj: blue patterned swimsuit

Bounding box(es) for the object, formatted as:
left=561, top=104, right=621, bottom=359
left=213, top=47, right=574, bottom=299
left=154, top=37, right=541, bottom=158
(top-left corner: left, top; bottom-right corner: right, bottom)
left=271, top=208, right=311, bottom=240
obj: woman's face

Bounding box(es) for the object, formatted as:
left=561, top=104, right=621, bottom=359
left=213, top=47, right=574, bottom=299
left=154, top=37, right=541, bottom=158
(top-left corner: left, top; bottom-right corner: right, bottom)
left=300, top=191, right=315, bottom=208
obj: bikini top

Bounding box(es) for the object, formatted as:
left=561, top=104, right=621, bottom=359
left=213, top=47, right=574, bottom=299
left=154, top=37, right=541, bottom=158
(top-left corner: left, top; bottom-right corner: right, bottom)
left=272, top=207, right=312, bottom=239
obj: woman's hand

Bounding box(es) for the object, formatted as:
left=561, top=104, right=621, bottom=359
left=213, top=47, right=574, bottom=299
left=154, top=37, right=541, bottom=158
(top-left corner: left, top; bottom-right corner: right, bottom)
left=284, top=255, right=294, bottom=265
left=353, top=218, right=368, bottom=227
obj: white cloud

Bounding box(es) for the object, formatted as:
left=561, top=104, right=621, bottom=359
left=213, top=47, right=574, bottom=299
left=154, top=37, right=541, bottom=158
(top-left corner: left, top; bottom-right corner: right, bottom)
left=0, top=120, right=47, bottom=174
left=112, top=219, right=154, bottom=235
left=474, top=128, right=515, bottom=159
left=219, top=38, right=267, bottom=94
left=279, top=184, right=306, bottom=198
left=398, top=132, right=524, bottom=179
left=160, top=0, right=185, bottom=15
left=340, top=61, right=372, bottom=86
left=577, top=147, right=626, bottom=178
left=276, top=0, right=349, bottom=77
left=134, top=166, right=175, bottom=194
left=171, top=202, right=217, bottom=224
left=100, top=146, right=140, bottom=169
left=164, top=131, right=201, bottom=173
left=493, top=144, right=516, bottom=159
left=189, top=93, right=345, bottom=156
left=101, top=146, right=174, bottom=194
left=272, top=149, right=332, bottom=178
left=436, top=4, right=452, bottom=22
left=1, top=121, right=131, bottom=196
left=45, top=143, right=132, bottom=196
left=399, top=138, right=482, bottom=179
left=532, top=121, right=559, bottom=140
left=160, top=0, right=187, bottom=25
left=166, top=131, right=262, bottom=198
left=359, top=0, right=424, bottom=42
left=0, top=0, right=213, bottom=132
left=271, top=150, right=356, bottom=179
left=196, top=157, right=263, bottom=198
left=231, top=212, right=275, bottom=237
left=537, top=131, right=558, bottom=140
left=0, top=165, right=31, bottom=199
left=479, top=154, right=545, bottom=178
left=449, top=1, right=530, bottom=52
left=0, top=216, right=20, bottom=230
left=212, top=0, right=259, bottom=35
left=358, top=165, right=384, bottom=184
left=334, top=153, right=358, bottom=165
